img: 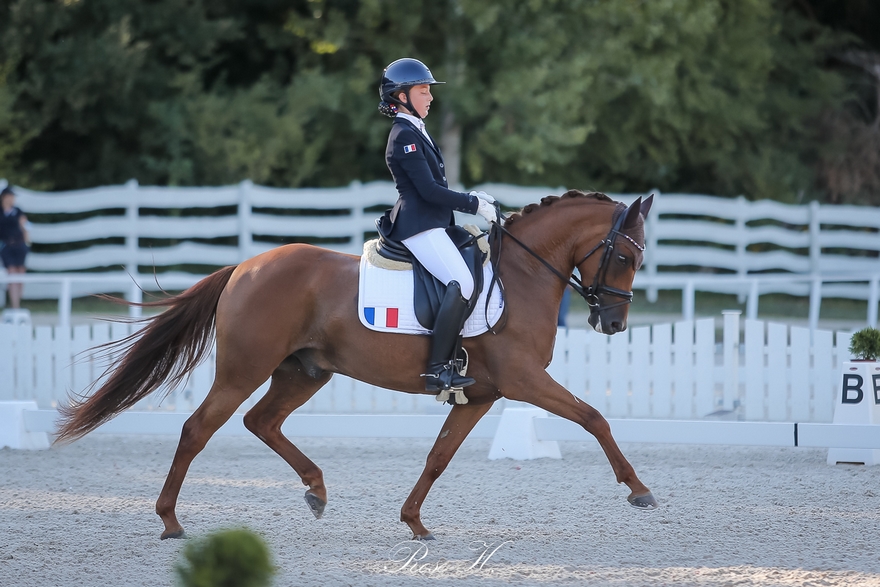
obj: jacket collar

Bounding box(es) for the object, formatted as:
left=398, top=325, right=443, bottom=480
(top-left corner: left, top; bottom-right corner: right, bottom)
left=394, top=117, right=441, bottom=157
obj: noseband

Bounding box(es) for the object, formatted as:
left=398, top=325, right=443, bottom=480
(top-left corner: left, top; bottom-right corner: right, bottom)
left=493, top=207, right=644, bottom=314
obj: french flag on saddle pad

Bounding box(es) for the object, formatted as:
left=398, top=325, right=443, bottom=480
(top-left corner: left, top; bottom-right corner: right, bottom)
left=364, top=307, right=399, bottom=328
left=403, top=144, right=417, bottom=154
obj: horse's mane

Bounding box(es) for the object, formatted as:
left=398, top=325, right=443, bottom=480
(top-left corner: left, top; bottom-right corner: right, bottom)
left=503, top=189, right=616, bottom=227
left=503, top=189, right=644, bottom=248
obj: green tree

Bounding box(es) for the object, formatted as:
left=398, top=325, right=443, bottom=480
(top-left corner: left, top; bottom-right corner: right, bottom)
left=0, top=0, right=235, bottom=189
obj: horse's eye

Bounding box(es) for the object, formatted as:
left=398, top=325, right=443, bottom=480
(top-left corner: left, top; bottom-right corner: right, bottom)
left=617, top=254, right=628, bottom=266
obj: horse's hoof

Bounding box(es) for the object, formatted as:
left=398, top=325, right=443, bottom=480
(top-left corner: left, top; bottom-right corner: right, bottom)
left=628, top=492, right=659, bottom=510
left=304, top=491, right=326, bottom=519
left=413, top=532, right=435, bottom=541
left=160, top=529, right=187, bottom=540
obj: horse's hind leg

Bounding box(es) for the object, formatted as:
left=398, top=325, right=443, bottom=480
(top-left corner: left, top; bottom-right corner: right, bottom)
left=156, top=380, right=258, bottom=539
left=242, top=362, right=332, bottom=519
left=401, top=401, right=495, bottom=540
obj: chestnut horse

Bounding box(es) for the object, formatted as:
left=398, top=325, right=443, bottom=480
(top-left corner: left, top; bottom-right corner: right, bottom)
left=56, top=189, right=658, bottom=540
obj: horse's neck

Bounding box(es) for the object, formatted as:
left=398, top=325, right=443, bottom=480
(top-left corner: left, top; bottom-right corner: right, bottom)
left=505, top=201, right=613, bottom=275
left=500, top=200, right=615, bottom=306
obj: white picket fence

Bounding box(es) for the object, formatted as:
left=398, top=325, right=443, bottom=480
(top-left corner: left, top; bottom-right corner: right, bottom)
left=0, top=312, right=852, bottom=424
left=2, top=179, right=879, bottom=328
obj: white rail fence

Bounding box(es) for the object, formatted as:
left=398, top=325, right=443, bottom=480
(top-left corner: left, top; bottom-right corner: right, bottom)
left=1, top=180, right=878, bottom=329
left=0, top=312, right=852, bottom=424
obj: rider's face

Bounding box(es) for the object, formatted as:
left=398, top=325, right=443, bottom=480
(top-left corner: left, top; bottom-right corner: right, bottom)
left=400, top=84, right=433, bottom=118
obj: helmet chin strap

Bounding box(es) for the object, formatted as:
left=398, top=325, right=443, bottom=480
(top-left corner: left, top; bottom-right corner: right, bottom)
left=392, top=88, right=422, bottom=119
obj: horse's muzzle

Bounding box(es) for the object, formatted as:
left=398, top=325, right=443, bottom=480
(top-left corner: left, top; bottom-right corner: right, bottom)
left=588, top=310, right=627, bottom=335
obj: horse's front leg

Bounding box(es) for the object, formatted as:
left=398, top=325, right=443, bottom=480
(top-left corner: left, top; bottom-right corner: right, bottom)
left=504, top=369, right=658, bottom=509
left=401, top=401, right=495, bottom=540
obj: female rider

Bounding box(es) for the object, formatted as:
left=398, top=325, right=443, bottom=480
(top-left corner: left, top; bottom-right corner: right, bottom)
left=377, top=58, right=497, bottom=393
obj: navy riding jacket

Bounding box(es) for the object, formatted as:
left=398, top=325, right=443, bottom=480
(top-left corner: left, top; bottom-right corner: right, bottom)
left=383, top=118, right=478, bottom=241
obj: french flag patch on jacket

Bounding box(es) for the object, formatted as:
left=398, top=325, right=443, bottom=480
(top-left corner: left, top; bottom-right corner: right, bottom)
left=364, top=307, right=399, bottom=328
left=403, top=144, right=417, bottom=154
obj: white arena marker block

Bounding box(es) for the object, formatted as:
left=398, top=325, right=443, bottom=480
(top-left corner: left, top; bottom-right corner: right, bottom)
left=488, top=407, right=561, bottom=461
left=827, top=362, right=880, bottom=466
left=0, top=401, right=49, bottom=450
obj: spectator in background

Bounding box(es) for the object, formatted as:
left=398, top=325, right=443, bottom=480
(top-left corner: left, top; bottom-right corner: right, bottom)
left=558, top=286, right=572, bottom=328
left=0, top=187, right=30, bottom=309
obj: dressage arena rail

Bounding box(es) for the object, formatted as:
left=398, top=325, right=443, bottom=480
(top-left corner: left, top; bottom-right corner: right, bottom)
left=1, top=179, right=879, bottom=329
left=0, top=311, right=853, bottom=424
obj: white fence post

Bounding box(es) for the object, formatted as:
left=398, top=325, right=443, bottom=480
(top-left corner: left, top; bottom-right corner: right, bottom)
left=645, top=189, right=659, bottom=303
left=682, top=280, right=695, bottom=321
left=349, top=180, right=364, bottom=255
left=125, top=179, right=139, bottom=277
left=722, top=310, right=741, bottom=412
left=59, top=279, right=72, bottom=328
left=124, top=179, right=141, bottom=319
left=809, top=200, right=821, bottom=274
left=808, top=200, right=822, bottom=332
left=129, top=281, right=143, bottom=319
left=868, top=276, right=879, bottom=327
left=735, top=196, right=747, bottom=303
left=238, top=179, right=253, bottom=262
left=746, top=279, right=759, bottom=320
left=809, top=278, right=822, bottom=333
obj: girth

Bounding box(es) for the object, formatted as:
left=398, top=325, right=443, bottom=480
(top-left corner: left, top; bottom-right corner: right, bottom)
left=375, top=222, right=486, bottom=330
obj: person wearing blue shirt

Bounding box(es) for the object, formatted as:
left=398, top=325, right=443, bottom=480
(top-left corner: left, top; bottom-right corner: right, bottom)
left=0, top=187, right=30, bottom=309
left=377, top=58, right=497, bottom=393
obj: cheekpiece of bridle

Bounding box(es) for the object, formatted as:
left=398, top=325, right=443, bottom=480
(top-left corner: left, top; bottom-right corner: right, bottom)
left=492, top=203, right=645, bottom=314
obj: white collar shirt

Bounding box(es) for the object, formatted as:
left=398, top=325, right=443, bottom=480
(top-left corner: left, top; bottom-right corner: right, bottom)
left=396, top=113, right=433, bottom=146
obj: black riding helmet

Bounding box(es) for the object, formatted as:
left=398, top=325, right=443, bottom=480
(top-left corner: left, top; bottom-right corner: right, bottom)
left=378, top=58, right=444, bottom=119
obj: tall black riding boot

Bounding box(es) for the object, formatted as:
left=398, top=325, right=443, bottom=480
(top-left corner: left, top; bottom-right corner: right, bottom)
left=424, top=281, right=476, bottom=393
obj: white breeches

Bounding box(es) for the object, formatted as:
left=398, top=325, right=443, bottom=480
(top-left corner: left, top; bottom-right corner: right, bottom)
left=403, top=227, right=475, bottom=300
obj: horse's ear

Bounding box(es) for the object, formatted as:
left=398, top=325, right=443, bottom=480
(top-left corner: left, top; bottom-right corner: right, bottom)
left=640, top=194, right=654, bottom=219
left=623, top=196, right=642, bottom=229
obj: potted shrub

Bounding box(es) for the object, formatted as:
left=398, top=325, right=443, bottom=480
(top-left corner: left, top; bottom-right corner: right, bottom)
left=849, top=326, right=880, bottom=361
left=175, top=528, right=275, bottom=587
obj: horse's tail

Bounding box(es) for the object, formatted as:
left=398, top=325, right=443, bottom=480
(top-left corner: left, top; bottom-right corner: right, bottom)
left=55, top=265, right=238, bottom=443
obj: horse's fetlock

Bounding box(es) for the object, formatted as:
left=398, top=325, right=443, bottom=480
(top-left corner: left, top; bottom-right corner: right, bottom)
left=155, top=499, right=173, bottom=517
left=400, top=508, right=418, bottom=525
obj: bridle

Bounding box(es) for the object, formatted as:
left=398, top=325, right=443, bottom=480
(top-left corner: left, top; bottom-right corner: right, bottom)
left=490, top=204, right=644, bottom=314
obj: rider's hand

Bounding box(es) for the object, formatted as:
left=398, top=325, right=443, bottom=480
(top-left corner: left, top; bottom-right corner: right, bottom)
left=470, top=190, right=496, bottom=203
left=476, top=199, right=497, bottom=224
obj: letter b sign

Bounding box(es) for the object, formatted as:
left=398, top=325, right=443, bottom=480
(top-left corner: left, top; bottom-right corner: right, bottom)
left=842, top=374, right=864, bottom=404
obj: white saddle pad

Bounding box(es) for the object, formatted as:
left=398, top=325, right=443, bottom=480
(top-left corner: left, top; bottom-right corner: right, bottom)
left=358, top=243, right=504, bottom=337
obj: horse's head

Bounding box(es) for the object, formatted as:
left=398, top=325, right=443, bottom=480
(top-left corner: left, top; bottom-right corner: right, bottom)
left=580, top=195, right=653, bottom=335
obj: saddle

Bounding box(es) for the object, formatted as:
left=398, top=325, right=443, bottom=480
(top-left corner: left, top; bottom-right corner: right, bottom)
left=375, top=214, right=486, bottom=330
